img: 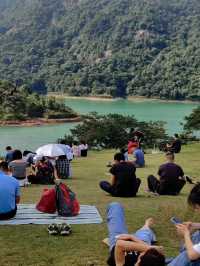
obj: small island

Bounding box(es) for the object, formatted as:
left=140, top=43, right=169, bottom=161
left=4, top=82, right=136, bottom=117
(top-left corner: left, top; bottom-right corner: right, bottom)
left=0, top=80, right=80, bottom=126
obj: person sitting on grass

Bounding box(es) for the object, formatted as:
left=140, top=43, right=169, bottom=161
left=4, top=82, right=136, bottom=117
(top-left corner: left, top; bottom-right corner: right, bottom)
left=147, top=151, right=186, bottom=195
left=105, top=202, right=165, bottom=266
left=132, top=146, right=145, bottom=168
left=166, top=133, right=182, bottom=154
left=0, top=161, right=20, bottom=220
left=28, top=157, right=54, bottom=184
left=166, top=183, right=200, bottom=266
left=5, top=146, right=14, bottom=163
left=55, top=155, right=70, bottom=179
left=100, top=153, right=141, bottom=197
left=8, top=149, right=29, bottom=186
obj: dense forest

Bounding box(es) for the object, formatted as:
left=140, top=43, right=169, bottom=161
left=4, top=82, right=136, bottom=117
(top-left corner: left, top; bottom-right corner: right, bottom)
left=0, top=80, right=77, bottom=120
left=0, top=0, right=200, bottom=100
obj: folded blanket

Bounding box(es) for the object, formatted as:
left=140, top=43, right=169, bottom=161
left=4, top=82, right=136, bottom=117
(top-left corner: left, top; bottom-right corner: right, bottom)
left=0, top=204, right=103, bottom=225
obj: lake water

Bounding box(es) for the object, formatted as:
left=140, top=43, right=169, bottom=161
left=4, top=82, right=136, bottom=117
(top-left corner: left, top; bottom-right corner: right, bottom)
left=0, top=98, right=197, bottom=156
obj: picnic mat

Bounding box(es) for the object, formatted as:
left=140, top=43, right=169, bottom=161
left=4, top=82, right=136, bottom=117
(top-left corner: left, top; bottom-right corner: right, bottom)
left=0, top=204, right=103, bottom=225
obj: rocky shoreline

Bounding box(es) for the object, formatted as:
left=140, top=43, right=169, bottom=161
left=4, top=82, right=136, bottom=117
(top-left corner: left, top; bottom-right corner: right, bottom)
left=0, top=117, right=82, bottom=127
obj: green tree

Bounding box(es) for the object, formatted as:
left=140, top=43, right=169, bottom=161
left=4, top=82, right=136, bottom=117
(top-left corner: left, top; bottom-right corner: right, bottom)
left=184, top=106, right=200, bottom=131
left=62, top=112, right=167, bottom=149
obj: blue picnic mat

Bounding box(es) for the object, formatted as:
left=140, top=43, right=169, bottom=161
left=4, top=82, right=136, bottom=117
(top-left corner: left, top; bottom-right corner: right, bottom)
left=0, top=204, right=103, bottom=225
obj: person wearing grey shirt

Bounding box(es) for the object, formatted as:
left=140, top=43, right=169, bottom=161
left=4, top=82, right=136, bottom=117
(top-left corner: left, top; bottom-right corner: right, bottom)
left=8, top=150, right=28, bottom=186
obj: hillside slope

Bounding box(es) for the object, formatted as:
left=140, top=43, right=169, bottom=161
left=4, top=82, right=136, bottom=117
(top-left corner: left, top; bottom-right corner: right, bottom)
left=0, top=0, right=200, bottom=99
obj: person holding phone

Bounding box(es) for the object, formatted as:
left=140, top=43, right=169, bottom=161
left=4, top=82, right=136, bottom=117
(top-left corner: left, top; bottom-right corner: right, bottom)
left=168, top=183, right=200, bottom=266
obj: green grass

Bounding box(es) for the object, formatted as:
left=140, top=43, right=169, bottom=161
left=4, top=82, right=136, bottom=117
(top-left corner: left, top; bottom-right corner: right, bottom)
left=0, top=143, right=200, bottom=266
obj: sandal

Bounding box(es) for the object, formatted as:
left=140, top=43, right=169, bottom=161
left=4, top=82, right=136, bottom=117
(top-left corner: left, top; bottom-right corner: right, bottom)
left=48, top=223, right=59, bottom=235
left=60, top=223, right=72, bottom=236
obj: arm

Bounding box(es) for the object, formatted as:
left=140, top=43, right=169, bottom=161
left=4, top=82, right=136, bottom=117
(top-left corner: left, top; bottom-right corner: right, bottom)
left=109, top=166, right=116, bottom=185
left=116, top=234, right=147, bottom=244
left=16, top=196, right=20, bottom=204
left=184, top=231, right=200, bottom=260
left=176, top=224, right=200, bottom=261
left=111, top=175, right=116, bottom=186
left=183, top=221, right=200, bottom=230
left=115, top=236, right=164, bottom=266
left=15, top=183, right=20, bottom=204
left=192, top=223, right=200, bottom=230
left=115, top=239, right=151, bottom=266
left=54, top=167, right=59, bottom=180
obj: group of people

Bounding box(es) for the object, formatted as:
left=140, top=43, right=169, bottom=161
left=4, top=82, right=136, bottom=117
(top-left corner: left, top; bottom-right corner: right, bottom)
left=105, top=183, right=200, bottom=266
left=0, top=140, right=89, bottom=220
left=1, top=132, right=199, bottom=266
left=4, top=146, right=71, bottom=186
left=98, top=132, right=200, bottom=266
left=100, top=149, right=185, bottom=198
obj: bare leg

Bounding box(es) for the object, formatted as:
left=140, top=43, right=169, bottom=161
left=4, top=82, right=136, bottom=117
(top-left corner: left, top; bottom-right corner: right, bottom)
left=142, top=217, right=155, bottom=229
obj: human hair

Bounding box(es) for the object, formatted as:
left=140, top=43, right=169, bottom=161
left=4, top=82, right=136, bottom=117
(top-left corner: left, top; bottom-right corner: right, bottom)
left=6, top=146, right=12, bottom=151
left=114, top=153, right=125, bottom=162
left=23, top=150, right=33, bottom=156
left=188, top=183, right=200, bottom=207
left=120, top=148, right=126, bottom=154
left=59, top=139, right=66, bottom=144
left=174, top=133, right=179, bottom=138
left=139, top=248, right=165, bottom=266
left=40, top=156, right=46, bottom=163
left=165, top=151, right=174, bottom=160
left=58, top=155, right=67, bottom=160
left=12, top=149, right=22, bottom=160
left=0, top=161, right=9, bottom=172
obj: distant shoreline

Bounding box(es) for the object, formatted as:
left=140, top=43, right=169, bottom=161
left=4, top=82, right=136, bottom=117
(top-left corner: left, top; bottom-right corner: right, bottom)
left=50, top=94, right=115, bottom=102
left=49, top=93, right=199, bottom=104
left=0, top=117, right=81, bottom=127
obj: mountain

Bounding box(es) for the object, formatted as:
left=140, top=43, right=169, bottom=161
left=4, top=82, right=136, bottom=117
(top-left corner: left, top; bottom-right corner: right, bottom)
left=0, top=0, right=200, bottom=100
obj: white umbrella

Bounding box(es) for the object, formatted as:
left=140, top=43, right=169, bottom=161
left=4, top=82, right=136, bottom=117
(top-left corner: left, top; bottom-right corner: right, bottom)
left=57, top=144, right=73, bottom=160
left=36, top=144, right=65, bottom=157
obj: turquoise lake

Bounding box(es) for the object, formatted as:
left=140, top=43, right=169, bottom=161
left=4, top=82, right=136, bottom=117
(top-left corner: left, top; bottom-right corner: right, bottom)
left=0, top=98, right=197, bottom=155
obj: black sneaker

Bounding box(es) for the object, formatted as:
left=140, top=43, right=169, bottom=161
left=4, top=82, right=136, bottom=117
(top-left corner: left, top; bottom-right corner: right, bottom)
left=185, top=175, right=194, bottom=184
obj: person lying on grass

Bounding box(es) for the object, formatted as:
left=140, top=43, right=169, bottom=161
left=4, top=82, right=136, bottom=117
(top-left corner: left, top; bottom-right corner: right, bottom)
left=167, top=183, right=200, bottom=266
left=105, top=202, right=165, bottom=266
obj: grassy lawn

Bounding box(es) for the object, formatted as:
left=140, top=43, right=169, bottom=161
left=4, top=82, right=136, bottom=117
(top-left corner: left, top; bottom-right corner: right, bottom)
left=0, top=143, right=200, bottom=266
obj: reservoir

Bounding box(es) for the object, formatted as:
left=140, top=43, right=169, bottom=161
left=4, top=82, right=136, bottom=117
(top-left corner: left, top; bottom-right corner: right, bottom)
left=0, top=98, right=197, bottom=155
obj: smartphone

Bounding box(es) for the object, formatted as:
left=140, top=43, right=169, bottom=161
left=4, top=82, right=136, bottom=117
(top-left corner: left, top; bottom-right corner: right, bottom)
left=170, top=217, right=183, bottom=224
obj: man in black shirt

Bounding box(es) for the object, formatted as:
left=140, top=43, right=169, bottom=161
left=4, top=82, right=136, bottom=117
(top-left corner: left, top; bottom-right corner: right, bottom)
left=100, top=153, right=141, bottom=197
left=147, top=152, right=186, bottom=195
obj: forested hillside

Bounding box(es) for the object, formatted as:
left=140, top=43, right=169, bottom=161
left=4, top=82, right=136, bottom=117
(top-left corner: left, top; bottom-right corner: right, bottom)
left=0, top=80, right=77, bottom=120
left=0, top=0, right=200, bottom=100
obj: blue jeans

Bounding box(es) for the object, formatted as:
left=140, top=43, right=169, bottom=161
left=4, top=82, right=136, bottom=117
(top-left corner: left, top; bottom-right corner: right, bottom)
left=168, top=231, right=200, bottom=266
left=106, top=202, right=156, bottom=251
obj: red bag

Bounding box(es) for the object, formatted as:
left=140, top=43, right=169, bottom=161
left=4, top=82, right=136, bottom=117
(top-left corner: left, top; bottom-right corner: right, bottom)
left=128, top=140, right=139, bottom=154
left=36, top=188, right=57, bottom=213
